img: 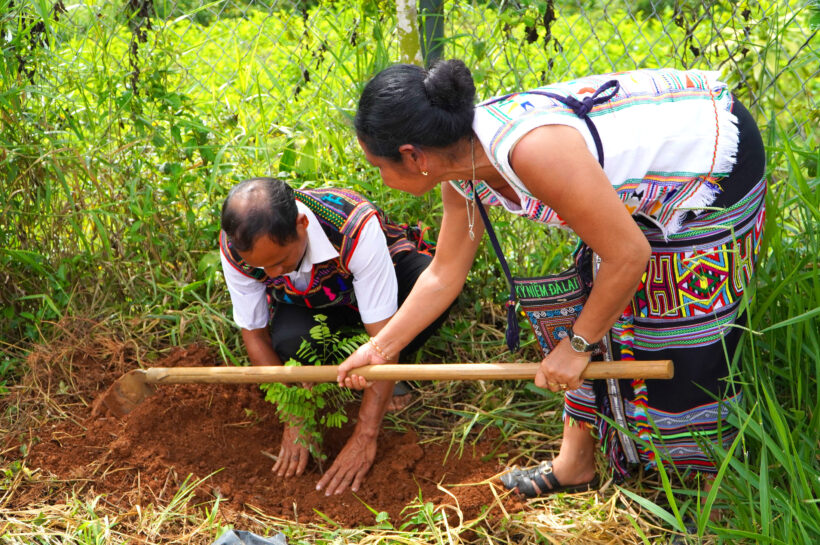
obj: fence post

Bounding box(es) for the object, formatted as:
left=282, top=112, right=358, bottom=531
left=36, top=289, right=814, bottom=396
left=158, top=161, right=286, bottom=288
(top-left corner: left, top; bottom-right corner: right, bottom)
left=418, top=0, right=444, bottom=66
left=396, top=0, right=422, bottom=64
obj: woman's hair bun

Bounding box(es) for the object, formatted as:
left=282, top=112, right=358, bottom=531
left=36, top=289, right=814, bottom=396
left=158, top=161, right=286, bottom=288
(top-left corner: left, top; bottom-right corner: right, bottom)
left=423, top=59, right=476, bottom=113
left=355, top=59, right=476, bottom=158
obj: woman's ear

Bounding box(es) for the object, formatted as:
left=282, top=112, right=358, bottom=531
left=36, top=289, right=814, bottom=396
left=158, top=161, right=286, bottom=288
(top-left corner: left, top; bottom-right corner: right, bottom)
left=398, top=144, right=429, bottom=175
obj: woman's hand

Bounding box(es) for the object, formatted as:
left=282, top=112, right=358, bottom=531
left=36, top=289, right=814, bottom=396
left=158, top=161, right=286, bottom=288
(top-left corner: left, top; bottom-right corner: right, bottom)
left=535, top=337, right=591, bottom=392
left=337, top=183, right=483, bottom=391
left=337, top=340, right=388, bottom=390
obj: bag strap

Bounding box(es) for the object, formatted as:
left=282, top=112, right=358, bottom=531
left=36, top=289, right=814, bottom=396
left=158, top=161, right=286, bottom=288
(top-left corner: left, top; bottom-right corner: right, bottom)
left=470, top=80, right=619, bottom=352
left=524, top=80, right=619, bottom=167
left=470, top=182, right=520, bottom=352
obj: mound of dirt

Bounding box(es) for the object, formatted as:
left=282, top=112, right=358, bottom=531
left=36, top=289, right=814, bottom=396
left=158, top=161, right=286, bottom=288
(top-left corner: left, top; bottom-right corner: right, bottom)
left=7, top=343, right=522, bottom=527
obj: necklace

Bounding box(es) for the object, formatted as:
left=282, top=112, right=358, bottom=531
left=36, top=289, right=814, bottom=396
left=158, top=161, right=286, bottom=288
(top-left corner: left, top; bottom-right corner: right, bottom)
left=466, top=135, right=477, bottom=241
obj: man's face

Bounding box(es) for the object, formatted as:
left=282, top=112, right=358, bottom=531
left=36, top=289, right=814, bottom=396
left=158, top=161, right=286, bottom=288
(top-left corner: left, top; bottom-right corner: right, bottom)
left=236, top=214, right=309, bottom=278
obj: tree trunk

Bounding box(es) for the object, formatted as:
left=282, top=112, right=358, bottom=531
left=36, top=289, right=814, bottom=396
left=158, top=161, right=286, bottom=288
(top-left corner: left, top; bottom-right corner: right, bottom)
left=396, top=0, right=422, bottom=65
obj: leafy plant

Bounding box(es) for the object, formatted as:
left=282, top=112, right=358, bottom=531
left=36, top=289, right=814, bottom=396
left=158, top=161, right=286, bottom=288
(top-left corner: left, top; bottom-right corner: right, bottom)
left=259, top=314, right=366, bottom=465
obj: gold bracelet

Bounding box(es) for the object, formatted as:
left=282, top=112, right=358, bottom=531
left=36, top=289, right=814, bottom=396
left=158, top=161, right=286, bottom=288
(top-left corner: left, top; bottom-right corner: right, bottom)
left=368, top=337, right=393, bottom=361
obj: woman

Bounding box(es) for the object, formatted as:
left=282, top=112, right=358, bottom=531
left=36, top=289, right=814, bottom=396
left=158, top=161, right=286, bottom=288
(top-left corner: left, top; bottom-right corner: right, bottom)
left=337, top=60, right=766, bottom=497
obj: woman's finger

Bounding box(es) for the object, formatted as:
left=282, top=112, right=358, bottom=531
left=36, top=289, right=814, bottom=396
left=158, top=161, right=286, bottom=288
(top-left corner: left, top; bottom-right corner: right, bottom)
left=351, top=375, right=370, bottom=389
left=337, top=345, right=370, bottom=384
left=343, top=375, right=370, bottom=390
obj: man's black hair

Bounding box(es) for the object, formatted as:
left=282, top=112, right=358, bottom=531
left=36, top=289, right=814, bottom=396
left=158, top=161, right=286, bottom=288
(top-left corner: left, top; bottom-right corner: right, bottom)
left=221, top=177, right=299, bottom=252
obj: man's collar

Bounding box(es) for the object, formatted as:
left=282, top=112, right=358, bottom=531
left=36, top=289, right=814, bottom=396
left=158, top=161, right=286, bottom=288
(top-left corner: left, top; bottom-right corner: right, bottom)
left=292, top=201, right=338, bottom=274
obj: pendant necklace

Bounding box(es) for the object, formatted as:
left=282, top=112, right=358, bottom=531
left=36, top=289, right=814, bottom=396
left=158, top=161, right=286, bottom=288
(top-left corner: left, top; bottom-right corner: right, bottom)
left=466, top=135, right=477, bottom=241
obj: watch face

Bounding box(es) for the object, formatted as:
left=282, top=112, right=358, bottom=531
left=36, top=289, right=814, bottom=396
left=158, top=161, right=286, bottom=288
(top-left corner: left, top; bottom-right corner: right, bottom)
left=571, top=335, right=588, bottom=352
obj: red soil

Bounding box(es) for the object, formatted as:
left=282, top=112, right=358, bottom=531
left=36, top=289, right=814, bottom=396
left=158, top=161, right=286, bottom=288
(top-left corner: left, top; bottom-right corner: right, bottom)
left=6, top=343, right=522, bottom=527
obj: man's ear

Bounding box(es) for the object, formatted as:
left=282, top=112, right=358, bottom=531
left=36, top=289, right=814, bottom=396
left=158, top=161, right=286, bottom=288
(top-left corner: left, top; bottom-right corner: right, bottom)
left=296, top=212, right=309, bottom=230
left=398, top=144, right=429, bottom=174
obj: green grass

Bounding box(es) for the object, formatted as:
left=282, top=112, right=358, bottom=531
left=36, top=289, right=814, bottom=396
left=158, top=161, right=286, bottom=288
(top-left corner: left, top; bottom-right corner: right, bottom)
left=1, top=0, right=818, bottom=543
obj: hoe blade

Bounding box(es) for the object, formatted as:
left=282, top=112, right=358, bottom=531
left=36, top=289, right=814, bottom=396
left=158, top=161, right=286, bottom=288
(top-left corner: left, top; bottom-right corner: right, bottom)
left=92, top=370, right=156, bottom=418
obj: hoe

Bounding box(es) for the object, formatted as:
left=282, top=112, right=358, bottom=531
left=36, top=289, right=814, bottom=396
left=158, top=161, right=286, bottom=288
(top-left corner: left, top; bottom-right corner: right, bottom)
left=94, top=360, right=673, bottom=417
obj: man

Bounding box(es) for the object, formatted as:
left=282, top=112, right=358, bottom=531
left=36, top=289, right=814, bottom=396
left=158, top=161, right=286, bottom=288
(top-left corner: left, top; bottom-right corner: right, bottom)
left=219, top=177, right=446, bottom=495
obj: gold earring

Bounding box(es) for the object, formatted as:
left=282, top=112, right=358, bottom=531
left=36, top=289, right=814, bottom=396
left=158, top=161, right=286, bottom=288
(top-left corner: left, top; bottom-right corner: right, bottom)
left=421, top=170, right=429, bottom=176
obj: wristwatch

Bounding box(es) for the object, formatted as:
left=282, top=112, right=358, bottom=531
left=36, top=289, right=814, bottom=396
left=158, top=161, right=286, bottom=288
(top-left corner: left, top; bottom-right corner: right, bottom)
left=568, top=327, right=596, bottom=353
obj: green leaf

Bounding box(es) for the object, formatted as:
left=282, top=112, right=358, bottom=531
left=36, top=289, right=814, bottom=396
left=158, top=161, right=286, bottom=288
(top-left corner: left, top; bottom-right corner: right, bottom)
left=617, top=486, right=683, bottom=531
left=759, top=306, right=820, bottom=333
left=279, top=139, right=297, bottom=173
left=297, top=139, right=316, bottom=176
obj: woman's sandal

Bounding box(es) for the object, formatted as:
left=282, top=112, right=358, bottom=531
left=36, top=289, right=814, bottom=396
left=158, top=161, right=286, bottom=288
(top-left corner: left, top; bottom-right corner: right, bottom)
left=500, top=460, right=599, bottom=498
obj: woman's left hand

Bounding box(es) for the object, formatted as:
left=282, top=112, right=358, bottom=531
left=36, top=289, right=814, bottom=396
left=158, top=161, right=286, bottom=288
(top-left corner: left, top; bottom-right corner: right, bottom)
left=535, top=337, right=591, bottom=392
left=337, top=340, right=386, bottom=389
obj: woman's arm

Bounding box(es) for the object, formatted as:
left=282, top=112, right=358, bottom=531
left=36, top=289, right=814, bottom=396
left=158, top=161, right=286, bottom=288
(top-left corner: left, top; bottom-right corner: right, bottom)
left=510, top=124, right=650, bottom=390
left=337, top=182, right=484, bottom=384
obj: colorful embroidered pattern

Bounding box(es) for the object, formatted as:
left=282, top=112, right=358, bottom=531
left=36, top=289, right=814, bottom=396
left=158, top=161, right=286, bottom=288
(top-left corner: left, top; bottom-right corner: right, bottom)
left=632, top=178, right=765, bottom=350
left=515, top=255, right=605, bottom=356
left=564, top=177, right=765, bottom=475
left=625, top=393, right=742, bottom=471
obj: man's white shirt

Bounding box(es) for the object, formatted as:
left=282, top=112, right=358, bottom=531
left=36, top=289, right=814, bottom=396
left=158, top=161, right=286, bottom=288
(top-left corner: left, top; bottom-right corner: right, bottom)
left=220, top=201, right=398, bottom=330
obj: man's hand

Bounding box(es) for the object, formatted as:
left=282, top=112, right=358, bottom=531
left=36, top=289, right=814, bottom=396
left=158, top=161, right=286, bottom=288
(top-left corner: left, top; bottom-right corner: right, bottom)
left=272, top=422, right=310, bottom=478
left=315, top=431, right=377, bottom=495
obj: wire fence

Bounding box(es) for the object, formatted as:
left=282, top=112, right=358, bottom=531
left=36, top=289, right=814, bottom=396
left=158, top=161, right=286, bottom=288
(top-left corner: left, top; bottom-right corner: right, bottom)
left=6, top=0, right=818, bottom=138
left=1, top=0, right=817, bottom=335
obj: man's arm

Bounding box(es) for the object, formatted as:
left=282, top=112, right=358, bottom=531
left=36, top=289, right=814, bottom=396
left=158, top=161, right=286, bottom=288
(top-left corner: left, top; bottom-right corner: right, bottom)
left=240, top=326, right=313, bottom=478
left=220, top=247, right=281, bottom=367
left=316, top=317, right=393, bottom=495
left=241, top=327, right=283, bottom=367
left=314, top=214, right=400, bottom=494
left=221, top=247, right=314, bottom=477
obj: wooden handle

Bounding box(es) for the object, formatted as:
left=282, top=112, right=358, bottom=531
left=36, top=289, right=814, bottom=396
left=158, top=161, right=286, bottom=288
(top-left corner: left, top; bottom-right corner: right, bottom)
left=143, top=360, right=673, bottom=384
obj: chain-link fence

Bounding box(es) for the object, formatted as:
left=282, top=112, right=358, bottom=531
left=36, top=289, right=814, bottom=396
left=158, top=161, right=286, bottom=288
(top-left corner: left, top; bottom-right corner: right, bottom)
left=11, top=0, right=818, bottom=125
left=1, top=0, right=817, bottom=340
left=6, top=0, right=817, bottom=137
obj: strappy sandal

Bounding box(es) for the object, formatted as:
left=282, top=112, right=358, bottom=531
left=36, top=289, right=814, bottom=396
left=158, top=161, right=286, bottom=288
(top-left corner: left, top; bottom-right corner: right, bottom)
left=500, top=460, right=599, bottom=498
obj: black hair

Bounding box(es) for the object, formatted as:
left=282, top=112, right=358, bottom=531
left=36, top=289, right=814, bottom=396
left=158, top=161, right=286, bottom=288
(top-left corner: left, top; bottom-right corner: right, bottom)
left=355, top=59, right=476, bottom=160
left=221, top=177, right=299, bottom=251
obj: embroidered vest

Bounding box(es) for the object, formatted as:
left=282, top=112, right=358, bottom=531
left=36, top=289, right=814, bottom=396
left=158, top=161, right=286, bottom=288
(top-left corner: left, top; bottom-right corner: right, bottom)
left=220, top=188, right=429, bottom=311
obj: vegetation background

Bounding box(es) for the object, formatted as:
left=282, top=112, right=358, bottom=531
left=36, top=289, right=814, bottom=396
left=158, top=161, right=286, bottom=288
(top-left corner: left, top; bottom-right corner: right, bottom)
left=1, top=0, right=818, bottom=543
